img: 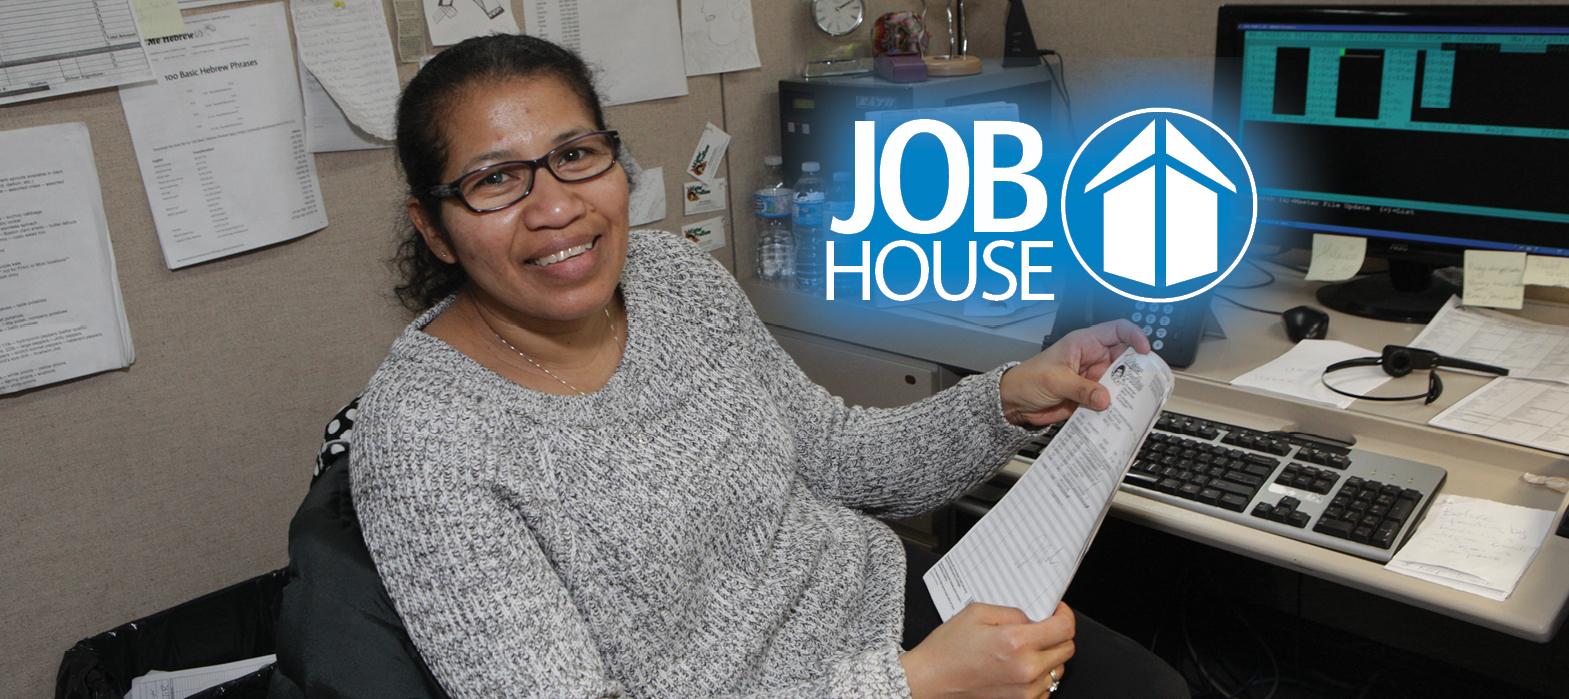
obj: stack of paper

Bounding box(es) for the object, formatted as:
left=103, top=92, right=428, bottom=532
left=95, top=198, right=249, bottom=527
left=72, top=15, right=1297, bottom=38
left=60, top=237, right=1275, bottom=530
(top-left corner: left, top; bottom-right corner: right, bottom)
left=0, top=123, right=135, bottom=395
left=1386, top=495, right=1555, bottom=600
left=925, top=349, right=1173, bottom=622
left=1230, top=339, right=1391, bottom=409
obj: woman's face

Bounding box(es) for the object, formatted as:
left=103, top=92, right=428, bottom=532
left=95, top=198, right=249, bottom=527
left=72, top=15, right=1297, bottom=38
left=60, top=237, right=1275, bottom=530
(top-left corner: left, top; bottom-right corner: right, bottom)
left=415, top=76, right=629, bottom=325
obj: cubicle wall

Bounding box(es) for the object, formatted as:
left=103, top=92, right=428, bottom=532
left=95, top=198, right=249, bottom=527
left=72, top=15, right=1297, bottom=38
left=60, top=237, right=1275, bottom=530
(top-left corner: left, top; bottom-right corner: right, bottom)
left=1, top=0, right=1550, bottom=695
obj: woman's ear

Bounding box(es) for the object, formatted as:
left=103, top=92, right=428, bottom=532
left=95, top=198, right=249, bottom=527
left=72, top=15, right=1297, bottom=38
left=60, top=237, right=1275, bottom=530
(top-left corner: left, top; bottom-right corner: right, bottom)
left=408, top=196, right=455, bottom=263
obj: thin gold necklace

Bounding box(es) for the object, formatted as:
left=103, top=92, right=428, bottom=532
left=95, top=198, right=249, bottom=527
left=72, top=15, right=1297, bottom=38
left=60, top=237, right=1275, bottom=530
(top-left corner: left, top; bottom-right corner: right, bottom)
left=482, top=306, right=617, bottom=396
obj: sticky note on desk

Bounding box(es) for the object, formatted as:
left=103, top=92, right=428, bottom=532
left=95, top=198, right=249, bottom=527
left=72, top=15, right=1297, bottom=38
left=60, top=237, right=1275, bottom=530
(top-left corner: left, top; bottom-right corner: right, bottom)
left=1463, top=250, right=1526, bottom=310
left=1304, top=233, right=1367, bottom=281
left=1523, top=255, right=1569, bottom=289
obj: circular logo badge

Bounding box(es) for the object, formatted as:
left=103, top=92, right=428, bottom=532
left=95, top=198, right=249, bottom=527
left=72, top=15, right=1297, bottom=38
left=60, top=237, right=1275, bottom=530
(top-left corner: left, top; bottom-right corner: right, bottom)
left=1060, top=108, right=1256, bottom=303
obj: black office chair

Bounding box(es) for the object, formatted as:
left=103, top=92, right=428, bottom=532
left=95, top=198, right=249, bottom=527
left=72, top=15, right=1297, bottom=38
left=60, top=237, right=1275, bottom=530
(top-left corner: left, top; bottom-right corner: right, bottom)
left=271, top=398, right=450, bottom=699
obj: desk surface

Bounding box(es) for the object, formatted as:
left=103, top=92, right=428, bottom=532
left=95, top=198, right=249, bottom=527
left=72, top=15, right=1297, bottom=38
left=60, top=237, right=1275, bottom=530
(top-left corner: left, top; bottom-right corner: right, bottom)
left=742, top=269, right=1569, bottom=642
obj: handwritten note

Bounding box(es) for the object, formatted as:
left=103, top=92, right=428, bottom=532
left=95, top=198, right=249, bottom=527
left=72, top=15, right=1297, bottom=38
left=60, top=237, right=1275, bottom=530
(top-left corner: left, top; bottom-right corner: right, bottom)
left=1304, top=233, right=1367, bottom=281
left=291, top=0, right=403, bottom=140
left=1386, top=495, right=1554, bottom=600
left=1463, top=250, right=1526, bottom=310
left=1230, top=339, right=1390, bottom=409
left=1523, top=254, right=1569, bottom=289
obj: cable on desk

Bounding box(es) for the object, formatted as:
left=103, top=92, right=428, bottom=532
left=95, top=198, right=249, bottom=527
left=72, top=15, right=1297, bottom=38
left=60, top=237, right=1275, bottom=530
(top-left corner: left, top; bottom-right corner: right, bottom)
left=1038, top=50, right=1077, bottom=141
left=1213, top=293, right=1285, bottom=316
left=1220, top=260, right=1277, bottom=290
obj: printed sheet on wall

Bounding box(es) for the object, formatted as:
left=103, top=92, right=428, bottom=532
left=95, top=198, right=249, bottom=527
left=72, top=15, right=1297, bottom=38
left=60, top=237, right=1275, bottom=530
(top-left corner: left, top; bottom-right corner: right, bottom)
left=118, top=3, right=328, bottom=269
left=0, top=123, right=135, bottom=395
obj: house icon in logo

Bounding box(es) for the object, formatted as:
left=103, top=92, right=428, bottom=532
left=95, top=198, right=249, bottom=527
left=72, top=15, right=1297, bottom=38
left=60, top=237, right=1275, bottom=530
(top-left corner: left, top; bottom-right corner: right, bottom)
left=1081, top=119, right=1237, bottom=288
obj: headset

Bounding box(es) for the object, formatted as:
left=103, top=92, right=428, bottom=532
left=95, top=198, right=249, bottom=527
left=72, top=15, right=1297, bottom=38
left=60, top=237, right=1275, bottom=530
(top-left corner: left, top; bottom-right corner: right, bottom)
left=1321, top=345, right=1509, bottom=405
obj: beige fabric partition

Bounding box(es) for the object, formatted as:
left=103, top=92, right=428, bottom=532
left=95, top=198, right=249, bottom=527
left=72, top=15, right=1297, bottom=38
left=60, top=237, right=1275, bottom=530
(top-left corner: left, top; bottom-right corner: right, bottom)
left=1, top=0, right=1548, bottom=695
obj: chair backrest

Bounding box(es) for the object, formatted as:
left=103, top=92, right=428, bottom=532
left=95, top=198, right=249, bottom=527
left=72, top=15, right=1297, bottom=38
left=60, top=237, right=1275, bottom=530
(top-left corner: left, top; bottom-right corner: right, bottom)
left=272, top=403, right=450, bottom=699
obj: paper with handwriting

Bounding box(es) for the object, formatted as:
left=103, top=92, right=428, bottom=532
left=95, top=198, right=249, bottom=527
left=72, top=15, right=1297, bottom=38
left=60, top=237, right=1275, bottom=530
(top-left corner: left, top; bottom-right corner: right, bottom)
left=1304, top=233, right=1367, bottom=282
left=1386, top=495, right=1554, bottom=600
left=1463, top=250, right=1526, bottom=310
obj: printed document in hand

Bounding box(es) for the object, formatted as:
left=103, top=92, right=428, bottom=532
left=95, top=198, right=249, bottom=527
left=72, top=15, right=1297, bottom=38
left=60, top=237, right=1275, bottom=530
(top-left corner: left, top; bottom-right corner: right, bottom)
left=925, top=349, right=1173, bottom=622
left=0, top=122, right=135, bottom=395
left=1411, top=296, right=1569, bottom=383
left=118, top=3, right=328, bottom=269
left=1385, top=495, right=1555, bottom=601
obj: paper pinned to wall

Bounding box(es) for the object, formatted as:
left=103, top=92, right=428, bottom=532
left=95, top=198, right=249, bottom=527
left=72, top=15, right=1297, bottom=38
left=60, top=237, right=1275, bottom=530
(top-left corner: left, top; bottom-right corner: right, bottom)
left=686, top=123, right=731, bottom=185
left=682, top=178, right=726, bottom=215
left=392, top=0, right=428, bottom=62
left=132, top=0, right=188, bottom=40
left=0, top=0, right=156, bottom=106
left=1304, top=233, right=1367, bottom=281
left=424, top=0, right=521, bottom=46
left=118, top=3, right=328, bottom=269
left=299, top=56, right=392, bottom=152
left=0, top=122, right=135, bottom=396
left=682, top=215, right=726, bottom=252
left=1463, top=249, right=1526, bottom=310
left=523, top=0, right=688, bottom=107
left=291, top=0, right=402, bottom=141
left=680, top=0, right=760, bottom=76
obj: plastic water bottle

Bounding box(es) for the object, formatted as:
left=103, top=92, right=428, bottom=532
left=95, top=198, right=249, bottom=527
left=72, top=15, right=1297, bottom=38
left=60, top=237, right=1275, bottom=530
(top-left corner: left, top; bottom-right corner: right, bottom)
left=754, top=155, right=795, bottom=283
left=792, top=161, right=827, bottom=291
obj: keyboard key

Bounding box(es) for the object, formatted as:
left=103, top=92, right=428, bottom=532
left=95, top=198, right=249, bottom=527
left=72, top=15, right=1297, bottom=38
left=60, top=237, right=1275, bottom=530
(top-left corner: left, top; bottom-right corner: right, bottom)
left=1311, top=479, right=1335, bottom=494
left=1124, top=471, right=1159, bottom=490
left=1373, top=521, right=1401, bottom=549
left=1315, top=518, right=1354, bottom=538
left=1244, top=463, right=1273, bottom=478
left=1327, top=455, right=1352, bottom=470
left=1199, top=488, right=1222, bottom=506
left=1244, top=453, right=1280, bottom=468
left=1287, top=511, right=1310, bottom=528
left=1385, top=499, right=1415, bottom=524
left=1351, top=525, right=1374, bottom=544
left=1219, top=493, right=1249, bottom=512
left=1210, top=479, right=1256, bottom=499
left=1252, top=503, right=1273, bottom=519
left=1280, top=496, right=1301, bottom=509
left=1270, top=505, right=1292, bottom=522
left=1224, top=471, right=1263, bottom=488
left=1157, top=478, right=1182, bottom=493
left=1179, top=483, right=1204, bottom=499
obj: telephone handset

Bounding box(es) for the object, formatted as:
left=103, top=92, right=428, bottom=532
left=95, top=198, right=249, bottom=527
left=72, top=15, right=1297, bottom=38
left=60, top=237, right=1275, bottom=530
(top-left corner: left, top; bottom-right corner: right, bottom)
left=1043, top=286, right=1211, bottom=369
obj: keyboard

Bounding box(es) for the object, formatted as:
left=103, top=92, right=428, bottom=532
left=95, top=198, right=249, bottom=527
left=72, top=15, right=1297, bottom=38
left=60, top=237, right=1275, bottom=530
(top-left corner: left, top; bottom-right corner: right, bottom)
left=1006, top=410, right=1447, bottom=564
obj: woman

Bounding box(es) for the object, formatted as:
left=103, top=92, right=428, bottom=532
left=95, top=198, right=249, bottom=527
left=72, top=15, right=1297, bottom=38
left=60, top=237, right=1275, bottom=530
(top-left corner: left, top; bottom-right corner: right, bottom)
left=352, top=34, right=1187, bottom=699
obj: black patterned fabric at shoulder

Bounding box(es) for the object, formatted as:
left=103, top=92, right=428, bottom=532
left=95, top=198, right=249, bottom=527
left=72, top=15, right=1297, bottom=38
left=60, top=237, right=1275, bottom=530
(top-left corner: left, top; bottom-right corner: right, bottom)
left=313, top=396, right=361, bottom=487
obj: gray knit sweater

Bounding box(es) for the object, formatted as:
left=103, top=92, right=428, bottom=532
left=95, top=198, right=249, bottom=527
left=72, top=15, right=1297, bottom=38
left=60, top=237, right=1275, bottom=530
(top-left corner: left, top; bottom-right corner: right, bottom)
left=351, top=229, right=1039, bottom=699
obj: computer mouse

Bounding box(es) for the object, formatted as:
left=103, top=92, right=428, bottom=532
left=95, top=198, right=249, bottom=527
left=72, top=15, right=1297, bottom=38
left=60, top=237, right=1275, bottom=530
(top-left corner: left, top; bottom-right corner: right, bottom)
left=1282, top=305, right=1329, bottom=342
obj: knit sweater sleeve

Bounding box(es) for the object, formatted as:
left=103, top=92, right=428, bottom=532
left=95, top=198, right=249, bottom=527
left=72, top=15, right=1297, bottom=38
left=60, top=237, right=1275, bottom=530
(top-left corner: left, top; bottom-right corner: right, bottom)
left=671, top=241, right=1040, bottom=519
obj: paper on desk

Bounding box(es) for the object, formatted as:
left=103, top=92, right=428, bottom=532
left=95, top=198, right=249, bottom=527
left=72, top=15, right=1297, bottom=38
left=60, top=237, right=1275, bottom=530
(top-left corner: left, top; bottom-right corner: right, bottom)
left=0, top=0, right=155, bottom=107
left=1386, top=495, right=1554, bottom=601
left=1429, top=377, right=1569, bottom=455
left=1412, top=296, right=1569, bottom=383
left=292, top=0, right=402, bottom=141
left=680, top=0, right=760, bottom=76
left=129, top=654, right=275, bottom=699
left=119, top=3, right=328, bottom=269
left=0, top=123, right=136, bottom=395
left=1463, top=250, right=1526, bottom=310
left=1230, top=340, right=1391, bottom=409
left=299, top=56, right=391, bottom=152
left=925, top=349, right=1173, bottom=622
left=522, top=0, right=688, bottom=107
left=1523, top=255, right=1569, bottom=289
left=1304, top=233, right=1366, bottom=281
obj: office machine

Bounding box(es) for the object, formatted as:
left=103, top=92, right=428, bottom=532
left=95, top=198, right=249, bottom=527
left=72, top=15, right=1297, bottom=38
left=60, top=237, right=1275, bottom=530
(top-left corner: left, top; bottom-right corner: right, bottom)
left=777, top=59, right=1053, bottom=178
left=1214, top=5, right=1569, bottom=322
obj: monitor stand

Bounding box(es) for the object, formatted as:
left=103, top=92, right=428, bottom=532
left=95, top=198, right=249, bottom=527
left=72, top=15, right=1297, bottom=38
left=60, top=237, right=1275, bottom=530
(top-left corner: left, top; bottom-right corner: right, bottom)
left=1316, top=259, right=1458, bottom=324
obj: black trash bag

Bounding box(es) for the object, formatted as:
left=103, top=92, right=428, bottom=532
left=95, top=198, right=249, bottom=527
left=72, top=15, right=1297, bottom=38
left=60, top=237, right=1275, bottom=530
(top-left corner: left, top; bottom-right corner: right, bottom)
left=56, top=568, right=289, bottom=699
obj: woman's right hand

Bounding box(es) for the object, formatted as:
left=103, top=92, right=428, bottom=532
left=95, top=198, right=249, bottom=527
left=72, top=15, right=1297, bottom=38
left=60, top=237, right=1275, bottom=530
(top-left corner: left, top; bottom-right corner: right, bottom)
left=900, top=602, right=1075, bottom=699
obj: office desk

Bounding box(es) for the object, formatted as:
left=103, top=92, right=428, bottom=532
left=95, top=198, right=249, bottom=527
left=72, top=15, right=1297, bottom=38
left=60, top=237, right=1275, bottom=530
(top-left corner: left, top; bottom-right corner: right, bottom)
left=742, top=270, right=1569, bottom=643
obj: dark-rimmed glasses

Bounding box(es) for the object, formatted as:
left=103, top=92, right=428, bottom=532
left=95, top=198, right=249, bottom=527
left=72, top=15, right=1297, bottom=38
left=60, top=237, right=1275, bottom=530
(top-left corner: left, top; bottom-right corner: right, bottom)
left=429, top=130, right=621, bottom=213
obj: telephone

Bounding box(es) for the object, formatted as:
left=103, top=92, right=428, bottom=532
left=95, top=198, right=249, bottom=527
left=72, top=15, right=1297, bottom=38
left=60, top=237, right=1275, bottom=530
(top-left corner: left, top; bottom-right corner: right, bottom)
left=1042, top=285, right=1212, bottom=369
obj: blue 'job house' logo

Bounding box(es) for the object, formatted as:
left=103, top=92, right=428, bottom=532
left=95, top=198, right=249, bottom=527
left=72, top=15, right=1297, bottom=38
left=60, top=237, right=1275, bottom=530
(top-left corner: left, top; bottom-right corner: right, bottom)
left=1061, top=108, right=1257, bottom=303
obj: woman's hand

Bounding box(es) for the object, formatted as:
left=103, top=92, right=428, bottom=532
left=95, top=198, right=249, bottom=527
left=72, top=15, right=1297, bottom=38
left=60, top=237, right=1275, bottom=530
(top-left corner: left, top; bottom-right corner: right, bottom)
left=999, top=320, right=1151, bottom=427
left=900, top=602, right=1075, bottom=699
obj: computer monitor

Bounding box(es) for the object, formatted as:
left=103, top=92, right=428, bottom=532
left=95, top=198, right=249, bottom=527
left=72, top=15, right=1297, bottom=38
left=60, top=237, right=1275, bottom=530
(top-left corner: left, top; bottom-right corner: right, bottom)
left=1213, top=5, right=1569, bottom=322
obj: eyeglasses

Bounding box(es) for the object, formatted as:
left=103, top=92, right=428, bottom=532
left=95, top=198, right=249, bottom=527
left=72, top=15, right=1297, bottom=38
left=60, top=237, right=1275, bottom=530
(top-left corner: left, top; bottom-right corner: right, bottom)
left=429, top=130, right=621, bottom=213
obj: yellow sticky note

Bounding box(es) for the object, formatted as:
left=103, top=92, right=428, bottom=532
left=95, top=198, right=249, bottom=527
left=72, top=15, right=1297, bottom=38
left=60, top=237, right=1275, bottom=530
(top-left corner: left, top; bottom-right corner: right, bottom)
left=132, top=0, right=186, bottom=40
left=1304, top=233, right=1367, bottom=281
left=1463, top=250, right=1526, bottom=310
left=1523, top=255, right=1569, bottom=289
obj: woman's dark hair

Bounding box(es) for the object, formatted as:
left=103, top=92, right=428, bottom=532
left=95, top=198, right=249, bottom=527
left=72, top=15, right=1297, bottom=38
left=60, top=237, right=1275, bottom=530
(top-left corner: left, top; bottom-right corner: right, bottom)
left=391, top=34, right=609, bottom=313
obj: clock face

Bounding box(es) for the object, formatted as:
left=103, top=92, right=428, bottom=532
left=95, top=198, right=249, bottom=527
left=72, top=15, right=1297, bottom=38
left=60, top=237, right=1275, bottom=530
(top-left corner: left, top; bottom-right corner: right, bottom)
left=813, top=0, right=864, bottom=37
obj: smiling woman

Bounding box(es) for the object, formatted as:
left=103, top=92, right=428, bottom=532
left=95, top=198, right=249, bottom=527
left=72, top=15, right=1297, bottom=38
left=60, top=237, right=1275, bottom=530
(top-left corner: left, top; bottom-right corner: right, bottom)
left=311, top=33, right=1189, bottom=699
